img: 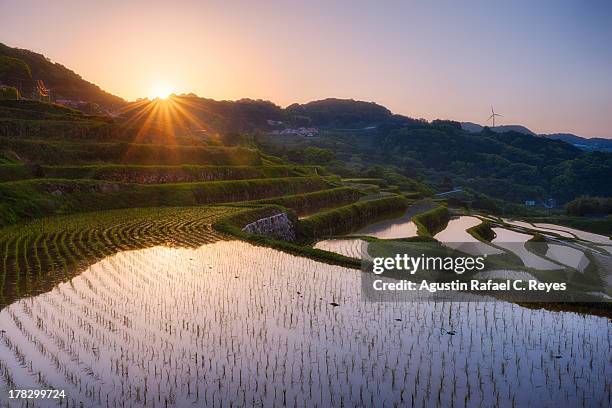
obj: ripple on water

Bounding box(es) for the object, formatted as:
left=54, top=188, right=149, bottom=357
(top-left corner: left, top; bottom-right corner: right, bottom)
left=314, top=238, right=367, bottom=259
left=0, top=241, right=609, bottom=407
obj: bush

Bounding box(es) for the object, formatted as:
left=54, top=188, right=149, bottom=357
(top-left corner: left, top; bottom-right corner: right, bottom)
left=565, top=196, right=612, bottom=216
left=0, top=86, right=20, bottom=100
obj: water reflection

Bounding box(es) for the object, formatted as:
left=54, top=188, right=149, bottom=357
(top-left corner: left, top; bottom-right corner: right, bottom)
left=0, top=242, right=609, bottom=407
left=435, top=216, right=503, bottom=256
left=492, top=228, right=561, bottom=270
left=314, top=238, right=367, bottom=259
left=352, top=211, right=418, bottom=239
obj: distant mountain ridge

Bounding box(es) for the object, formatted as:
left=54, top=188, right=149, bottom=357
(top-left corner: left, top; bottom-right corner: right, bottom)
left=461, top=122, right=612, bottom=152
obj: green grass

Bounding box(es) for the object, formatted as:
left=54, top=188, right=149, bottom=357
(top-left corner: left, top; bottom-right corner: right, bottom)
left=0, top=163, right=319, bottom=182
left=298, top=195, right=410, bottom=240
left=246, top=187, right=362, bottom=216
left=466, top=220, right=496, bottom=242
left=342, top=178, right=387, bottom=186
left=0, top=137, right=262, bottom=165
left=412, top=204, right=450, bottom=237
left=0, top=176, right=332, bottom=226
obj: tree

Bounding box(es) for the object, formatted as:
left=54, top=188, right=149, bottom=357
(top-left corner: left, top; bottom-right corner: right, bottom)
left=303, top=147, right=335, bottom=164
left=0, top=57, right=32, bottom=93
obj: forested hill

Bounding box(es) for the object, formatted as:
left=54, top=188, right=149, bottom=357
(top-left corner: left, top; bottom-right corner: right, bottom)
left=257, top=104, right=612, bottom=204
left=286, top=98, right=402, bottom=128
left=0, top=43, right=125, bottom=108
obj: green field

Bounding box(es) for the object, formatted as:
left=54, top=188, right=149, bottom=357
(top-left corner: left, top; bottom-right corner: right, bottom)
left=0, top=206, right=236, bottom=308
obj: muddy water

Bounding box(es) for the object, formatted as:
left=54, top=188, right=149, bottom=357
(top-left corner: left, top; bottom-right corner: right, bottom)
left=0, top=242, right=609, bottom=407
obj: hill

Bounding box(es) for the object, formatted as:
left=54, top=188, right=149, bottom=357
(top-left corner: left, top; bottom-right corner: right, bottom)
left=0, top=42, right=125, bottom=109
left=117, top=95, right=284, bottom=135
left=462, top=121, right=612, bottom=153
left=257, top=103, right=612, bottom=205
left=461, top=122, right=536, bottom=136
left=286, top=98, right=398, bottom=128
left=540, top=133, right=612, bottom=152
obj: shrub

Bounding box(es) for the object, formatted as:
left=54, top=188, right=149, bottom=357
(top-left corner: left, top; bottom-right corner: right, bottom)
left=565, top=196, right=612, bottom=216
left=0, top=86, right=20, bottom=100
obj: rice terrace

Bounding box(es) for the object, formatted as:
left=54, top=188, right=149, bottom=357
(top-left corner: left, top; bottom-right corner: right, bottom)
left=1, top=2, right=612, bottom=406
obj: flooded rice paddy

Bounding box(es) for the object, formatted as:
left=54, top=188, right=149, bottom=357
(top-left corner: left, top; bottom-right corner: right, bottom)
left=533, top=223, right=612, bottom=245
left=352, top=212, right=418, bottom=239
left=492, top=228, right=562, bottom=270
left=0, top=241, right=610, bottom=407
left=313, top=238, right=367, bottom=259
left=435, top=216, right=503, bottom=256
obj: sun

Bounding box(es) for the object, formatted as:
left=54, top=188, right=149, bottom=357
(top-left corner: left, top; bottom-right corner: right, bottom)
left=149, top=83, right=174, bottom=100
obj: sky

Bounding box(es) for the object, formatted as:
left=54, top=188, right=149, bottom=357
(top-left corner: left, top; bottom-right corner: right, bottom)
left=1, top=0, right=611, bottom=138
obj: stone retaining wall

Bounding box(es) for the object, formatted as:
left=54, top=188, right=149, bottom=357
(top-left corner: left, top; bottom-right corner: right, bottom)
left=242, top=212, right=296, bottom=241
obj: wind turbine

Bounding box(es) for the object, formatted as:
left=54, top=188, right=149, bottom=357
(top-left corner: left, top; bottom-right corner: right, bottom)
left=487, top=106, right=503, bottom=128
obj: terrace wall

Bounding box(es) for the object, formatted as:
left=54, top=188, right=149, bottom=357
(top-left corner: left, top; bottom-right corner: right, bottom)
left=242, top=212, right=296, bottom=241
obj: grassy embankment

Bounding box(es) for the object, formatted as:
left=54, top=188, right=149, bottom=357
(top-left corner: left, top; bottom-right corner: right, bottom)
left=466, top=220, right=496, bottom=242
left=298, top=195, right=410, bottom=240
left=0, top=163, right=320, bottom=182
left=0, top=101, right=410, bottom=296
left=0, top=176, right=331, bottom=226
left=412, top=204, right=450, bottom=237
left=246, top=186, right=362, bottom=217
left=522, top=215, right=612, bottom=238
left=0, top=138, right=262, bottom=165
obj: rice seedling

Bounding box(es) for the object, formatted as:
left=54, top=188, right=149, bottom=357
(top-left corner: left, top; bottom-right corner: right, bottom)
left=0, top=206, right=237, bottom=309
left=0, top=241, right=608, bottom=407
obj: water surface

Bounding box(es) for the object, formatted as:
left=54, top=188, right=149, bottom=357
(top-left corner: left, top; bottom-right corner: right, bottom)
left=435, top=216, right=503, bottom=256
left=0, top=242, right=609, bottom=407
left=314, top=238, right=367, bottom=259
left=352, top=210, right=418, bottom=239
left=492, top=228, right=561, bottom=270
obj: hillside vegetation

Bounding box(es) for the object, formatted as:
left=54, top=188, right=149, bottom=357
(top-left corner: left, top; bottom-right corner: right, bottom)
left=257, top=105, right=612, bottom=205
left=0, top=43, right=124, bottom=108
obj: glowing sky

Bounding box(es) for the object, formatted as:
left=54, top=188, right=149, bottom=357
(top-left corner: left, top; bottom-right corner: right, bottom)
left=2, top=0, right=611, bottom=137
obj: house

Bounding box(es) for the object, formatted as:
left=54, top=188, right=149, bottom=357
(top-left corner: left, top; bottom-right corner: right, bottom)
left=271, top=127, right=319, bottom=137
left=543, top=198, right=557, bottom=209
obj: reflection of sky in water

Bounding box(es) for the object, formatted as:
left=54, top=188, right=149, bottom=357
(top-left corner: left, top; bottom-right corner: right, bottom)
left=546, top=244, right=590, bottom=272
left=503, top=219, right=575, bottom=238
left=352, top=211, right=418, bottom=239
left=534, top=223, right=611, bottom=245
left=0, top=241, right=609, bottom=407
left=492, top=228, right=561, bottom=270
left=314, top=238, right=367, bottom=259
left=435, top=216, right=503, bottom=256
